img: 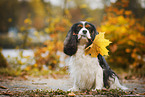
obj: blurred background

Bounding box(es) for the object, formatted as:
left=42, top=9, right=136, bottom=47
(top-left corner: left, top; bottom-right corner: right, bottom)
left=0, top=0, right=145, bottom=79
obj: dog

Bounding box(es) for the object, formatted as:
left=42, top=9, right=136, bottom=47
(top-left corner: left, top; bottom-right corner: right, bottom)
left=63, top=21, right=127, bottom=91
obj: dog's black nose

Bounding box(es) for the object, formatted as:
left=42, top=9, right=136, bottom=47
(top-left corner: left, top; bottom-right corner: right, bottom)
left=83, top=30, right=87, bottom=34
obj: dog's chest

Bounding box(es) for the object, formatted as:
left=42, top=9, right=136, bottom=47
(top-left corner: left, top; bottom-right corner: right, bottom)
left=69, top=45, right=101, bottom=89
left=71, top=46, right=100, bottom=68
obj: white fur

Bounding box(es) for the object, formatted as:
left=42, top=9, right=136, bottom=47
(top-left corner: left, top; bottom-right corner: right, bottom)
left=78, top=21, right=91, bottom=39
left=68, top=45, right=103, bottom=91
left=109, top=76, right=128, bottom=90
left=80, top=21, right=86, bottom=26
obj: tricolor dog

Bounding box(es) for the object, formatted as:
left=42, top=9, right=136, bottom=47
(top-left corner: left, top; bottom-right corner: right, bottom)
left=63, top=21, right=127, bottom=91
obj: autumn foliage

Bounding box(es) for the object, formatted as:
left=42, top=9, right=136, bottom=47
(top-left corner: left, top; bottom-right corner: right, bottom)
left=34, top=17, right=71, bottom=70
left=98, top=0, right=145, bottom=75
left=1, top=0, right=144, bottom=77
left=34, top=0, right=145, bottom=76
left=85, top=32, right=111, bottom=57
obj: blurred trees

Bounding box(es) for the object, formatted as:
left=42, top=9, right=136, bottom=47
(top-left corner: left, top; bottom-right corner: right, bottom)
left=127, top=0, right=145, bottom=19
left=98, top=0, right=145, bottom=76
left=0, top=0, right=105, bottom=33
left=0, top=49, right=8, bottom=67
left=34, top=17, right=71, bottom=70
left=0, top=0, right=19, bottom=33
left=29, top=0, right=46, bottom=30
left=0, top=0, right=145, bottom=76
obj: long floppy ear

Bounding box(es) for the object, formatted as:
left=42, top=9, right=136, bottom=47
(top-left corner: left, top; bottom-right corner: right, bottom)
left=90, top=23, right=99, bottom=41
left=86, top=23, right=99, bottom=47
left=63, top=25, right=78, bottom=56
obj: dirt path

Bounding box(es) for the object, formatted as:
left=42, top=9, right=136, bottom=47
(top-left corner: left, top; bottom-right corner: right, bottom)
left=0, top=76, right=71, bottom=92
left=0, top=75, right=145, bottom=96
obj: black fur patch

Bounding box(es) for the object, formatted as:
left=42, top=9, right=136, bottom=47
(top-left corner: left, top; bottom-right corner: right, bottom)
left=97, top=54, right=118, bottom=88
left=63, top=24, right=79, bottom=56
left=63, top=34, right=78, bottom=56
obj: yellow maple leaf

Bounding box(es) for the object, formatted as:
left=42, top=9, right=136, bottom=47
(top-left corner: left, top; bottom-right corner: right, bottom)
left=85, top=32, right=111, bottom=57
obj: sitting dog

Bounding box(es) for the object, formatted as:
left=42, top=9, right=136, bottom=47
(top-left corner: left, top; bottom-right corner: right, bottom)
left=63, top=21, right=127, bottom=91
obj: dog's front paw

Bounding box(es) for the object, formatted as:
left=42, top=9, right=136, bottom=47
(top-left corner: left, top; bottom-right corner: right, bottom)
left=68, top=87, right=79, bottom=91
left=119, top=86, right=128, bottom=90
left=94, top=86, right=102, bottom=90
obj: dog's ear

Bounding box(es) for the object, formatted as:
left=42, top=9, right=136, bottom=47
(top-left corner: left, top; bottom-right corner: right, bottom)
left=86, top=23, right=99, bottom=47
left=63, top=24, right=78, bottom=56
left=90, top=23, right=99, bottom=41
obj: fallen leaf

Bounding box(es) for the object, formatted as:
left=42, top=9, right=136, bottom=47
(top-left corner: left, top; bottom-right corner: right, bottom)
left=85, top=32, right=111, bottom=57
left=139, top=92, right=145, bottom=95
left=68, top=92, right=76, bottom=96
left=0, top=86, right=8, bottom=89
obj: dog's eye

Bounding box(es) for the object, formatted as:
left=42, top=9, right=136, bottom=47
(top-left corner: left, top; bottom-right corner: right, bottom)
left=85, top=24, right=91, bottom=29
left=77, top=27, right=82, bottom=31
left=86, top=27, right=90, bottom=29
left=77, top=26, right=82, bottom=29
left=77, top=24, right=83, bottom=30
left=86, top=27, right=91, bottom=30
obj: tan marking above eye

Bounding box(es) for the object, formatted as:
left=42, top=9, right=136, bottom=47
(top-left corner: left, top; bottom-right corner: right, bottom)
left=78, top=24, right=83, bottom=27
left=85, top=24, right=91, bottom=28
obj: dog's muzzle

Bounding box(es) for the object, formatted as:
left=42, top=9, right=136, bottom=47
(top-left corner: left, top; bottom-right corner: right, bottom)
left=78, top=28, right=91, bottom=39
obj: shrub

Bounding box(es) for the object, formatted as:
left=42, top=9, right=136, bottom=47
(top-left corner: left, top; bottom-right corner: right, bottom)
left=98, top=0, right=145, bottom=76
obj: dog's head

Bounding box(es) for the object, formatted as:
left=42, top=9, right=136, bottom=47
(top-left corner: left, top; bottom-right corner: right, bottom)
left=64, top=21, right=98, bottom=56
